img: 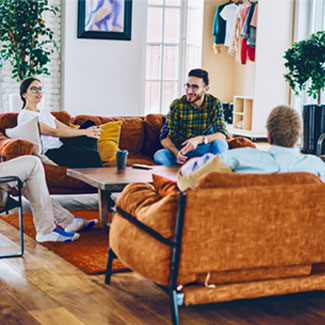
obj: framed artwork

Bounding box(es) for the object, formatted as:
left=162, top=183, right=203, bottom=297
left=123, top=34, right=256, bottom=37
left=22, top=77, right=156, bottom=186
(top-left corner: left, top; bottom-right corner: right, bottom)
left=78, top=0, right=132, bottom=40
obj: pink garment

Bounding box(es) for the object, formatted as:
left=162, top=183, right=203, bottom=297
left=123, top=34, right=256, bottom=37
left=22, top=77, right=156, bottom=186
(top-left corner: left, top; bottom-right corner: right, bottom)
left=240, top=7, right=250, bottom=64
left=229, top=3, right=251, bottom=60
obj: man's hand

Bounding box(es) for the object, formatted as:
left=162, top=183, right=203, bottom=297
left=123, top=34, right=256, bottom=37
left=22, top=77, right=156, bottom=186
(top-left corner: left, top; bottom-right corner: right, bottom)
left=181, top=136, right=203, bottom=155
left=176, top=150, right=188, bottom=165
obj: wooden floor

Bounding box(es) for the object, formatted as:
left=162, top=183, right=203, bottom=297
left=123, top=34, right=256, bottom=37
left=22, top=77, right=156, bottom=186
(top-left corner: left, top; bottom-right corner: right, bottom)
left=2, top=220, right=325, bottom=324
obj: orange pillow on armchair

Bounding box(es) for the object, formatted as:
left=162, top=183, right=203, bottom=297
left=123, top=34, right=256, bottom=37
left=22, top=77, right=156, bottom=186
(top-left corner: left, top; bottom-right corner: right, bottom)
left=152, top=174, right=179, bottom=197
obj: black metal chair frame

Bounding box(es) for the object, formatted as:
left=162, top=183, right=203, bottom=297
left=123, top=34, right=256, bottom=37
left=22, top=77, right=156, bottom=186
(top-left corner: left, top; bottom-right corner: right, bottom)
left=0, top=176, right=24, bottom=258
left=105, top=192, right=187, bottom=325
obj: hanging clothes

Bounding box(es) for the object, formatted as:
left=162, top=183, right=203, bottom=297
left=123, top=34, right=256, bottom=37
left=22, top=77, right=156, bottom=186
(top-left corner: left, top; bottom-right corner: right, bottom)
left=212, top=2, right=229, bottom=54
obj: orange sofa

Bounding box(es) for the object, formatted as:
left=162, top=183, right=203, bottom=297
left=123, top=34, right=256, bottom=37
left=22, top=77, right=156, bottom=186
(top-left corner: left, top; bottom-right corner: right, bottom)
left=0, top=111, right=167, bottom=194
left=0, top=111, right=254, bottom=194
left=106, top=171, right=325, bottom=324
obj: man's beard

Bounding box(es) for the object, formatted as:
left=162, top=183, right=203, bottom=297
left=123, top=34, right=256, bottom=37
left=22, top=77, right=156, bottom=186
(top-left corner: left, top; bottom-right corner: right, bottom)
left=187, top=94, right=202, bottom=104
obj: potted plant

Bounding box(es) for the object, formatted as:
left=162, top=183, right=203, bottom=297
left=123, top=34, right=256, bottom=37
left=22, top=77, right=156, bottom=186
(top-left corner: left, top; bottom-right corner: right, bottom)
left=0, top=0, right=59, bottom=111
left=283, top=30, right=325, bottom=154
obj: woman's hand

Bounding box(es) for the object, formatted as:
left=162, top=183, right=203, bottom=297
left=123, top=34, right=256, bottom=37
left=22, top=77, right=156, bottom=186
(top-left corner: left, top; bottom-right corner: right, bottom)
left=84, top=126, right=102, bottom=139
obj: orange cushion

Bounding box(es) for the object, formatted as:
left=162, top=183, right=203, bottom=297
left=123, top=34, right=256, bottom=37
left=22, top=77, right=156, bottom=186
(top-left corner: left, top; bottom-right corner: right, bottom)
left=227, top=137, right=256, bottom=149
left=152, top=174, right=179, bottom=197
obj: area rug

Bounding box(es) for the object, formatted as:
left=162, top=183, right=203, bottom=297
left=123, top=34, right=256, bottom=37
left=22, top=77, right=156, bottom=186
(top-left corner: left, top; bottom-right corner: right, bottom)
left=0, top=209, right=128, bottom=275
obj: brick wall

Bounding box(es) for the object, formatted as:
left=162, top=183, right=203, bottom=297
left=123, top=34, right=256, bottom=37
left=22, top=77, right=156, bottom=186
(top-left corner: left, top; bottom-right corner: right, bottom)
left=0, top=0, right=61, bottom=113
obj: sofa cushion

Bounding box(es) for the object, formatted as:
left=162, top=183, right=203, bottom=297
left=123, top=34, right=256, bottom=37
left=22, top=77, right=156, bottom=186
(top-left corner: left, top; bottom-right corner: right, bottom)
left=143, top=114, right=165, bottom=158
left=152, top=174, right=179, bottom=197
left=51, top=110, right=73, bottom=125
left=0, top=112, right=18, bottom=130
left=98, top=121, right=122, bottom=162
left=196, top=171, right=323, bottom=189
left=0, top=132, right=33, bottom=161
left=104, top=154, right=155, bottom=167
left=73, top=115, right=144, bottom=155
left=43, top=164, right=96, bottom=194
left=227, top=137, right=256, bottom=149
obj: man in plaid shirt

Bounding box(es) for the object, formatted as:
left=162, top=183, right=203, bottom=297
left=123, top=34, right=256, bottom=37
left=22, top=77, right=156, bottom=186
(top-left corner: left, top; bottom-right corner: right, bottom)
left=154, top=69, right=228, bottom=165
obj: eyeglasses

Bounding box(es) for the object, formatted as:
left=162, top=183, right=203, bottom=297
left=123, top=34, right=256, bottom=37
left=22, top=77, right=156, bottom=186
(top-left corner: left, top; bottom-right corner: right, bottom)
left=30, top=86, right=44, bottom=93
left=184, top=83, right=201, bottom=91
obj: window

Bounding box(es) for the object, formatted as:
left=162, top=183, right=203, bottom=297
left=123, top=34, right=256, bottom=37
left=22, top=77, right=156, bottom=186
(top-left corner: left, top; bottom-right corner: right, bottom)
left=144, top=0, right=204, bottom=114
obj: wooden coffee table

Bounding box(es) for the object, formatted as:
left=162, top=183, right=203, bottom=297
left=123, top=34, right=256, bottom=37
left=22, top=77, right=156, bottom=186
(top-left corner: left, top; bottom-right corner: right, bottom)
left=67, top=166, right=179, bottom=226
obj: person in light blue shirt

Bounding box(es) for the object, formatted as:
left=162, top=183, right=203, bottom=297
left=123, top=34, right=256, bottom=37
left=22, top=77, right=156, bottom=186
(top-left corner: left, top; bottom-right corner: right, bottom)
left=180, top=105, right=325, bottom=182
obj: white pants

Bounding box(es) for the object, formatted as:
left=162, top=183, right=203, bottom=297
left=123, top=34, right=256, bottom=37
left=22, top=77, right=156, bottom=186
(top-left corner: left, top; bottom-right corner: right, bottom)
left=0, top=156, right=74, bottom=234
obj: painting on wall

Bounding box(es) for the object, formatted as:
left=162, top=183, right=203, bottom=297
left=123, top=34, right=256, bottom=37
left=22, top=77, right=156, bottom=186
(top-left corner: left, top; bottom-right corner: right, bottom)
left=78, top=0, right=132, bottom=40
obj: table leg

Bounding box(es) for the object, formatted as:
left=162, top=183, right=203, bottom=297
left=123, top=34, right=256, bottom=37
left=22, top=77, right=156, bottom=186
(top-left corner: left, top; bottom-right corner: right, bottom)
left=98, top=189, right=115, bottom=226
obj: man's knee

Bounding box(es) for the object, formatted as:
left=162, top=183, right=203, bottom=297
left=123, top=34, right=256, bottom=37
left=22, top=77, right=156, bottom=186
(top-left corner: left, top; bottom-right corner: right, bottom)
left=210, top=139, right=228, bottom=154
left=153, top=150, right=165, bottom=165
left=154, top=149, right=176, bottom=165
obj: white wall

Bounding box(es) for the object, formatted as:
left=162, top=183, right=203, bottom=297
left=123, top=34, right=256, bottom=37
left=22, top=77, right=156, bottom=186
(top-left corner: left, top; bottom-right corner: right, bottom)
left=62, top=0, right=147, bottom=117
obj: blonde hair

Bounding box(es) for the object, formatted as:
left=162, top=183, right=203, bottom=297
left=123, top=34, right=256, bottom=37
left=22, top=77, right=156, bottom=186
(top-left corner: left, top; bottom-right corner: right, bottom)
left=266, top=105, right=302, bottom=147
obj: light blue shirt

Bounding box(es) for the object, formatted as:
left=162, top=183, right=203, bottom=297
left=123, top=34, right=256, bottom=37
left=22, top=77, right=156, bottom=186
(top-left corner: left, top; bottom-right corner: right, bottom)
left=220, top=145, right=325, bottom=182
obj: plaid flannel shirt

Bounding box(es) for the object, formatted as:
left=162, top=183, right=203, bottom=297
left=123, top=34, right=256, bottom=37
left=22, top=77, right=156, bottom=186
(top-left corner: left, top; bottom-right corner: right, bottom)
left=160, top=94, right=227, bottom=148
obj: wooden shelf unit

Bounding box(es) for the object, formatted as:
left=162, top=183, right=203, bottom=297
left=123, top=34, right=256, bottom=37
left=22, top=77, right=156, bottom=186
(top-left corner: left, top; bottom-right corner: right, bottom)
left=233, top=96, right=253, bottom=131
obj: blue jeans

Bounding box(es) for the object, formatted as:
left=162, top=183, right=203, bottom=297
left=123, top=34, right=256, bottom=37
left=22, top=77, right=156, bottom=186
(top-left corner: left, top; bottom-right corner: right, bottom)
left=153, top=139, right=228, bottom=166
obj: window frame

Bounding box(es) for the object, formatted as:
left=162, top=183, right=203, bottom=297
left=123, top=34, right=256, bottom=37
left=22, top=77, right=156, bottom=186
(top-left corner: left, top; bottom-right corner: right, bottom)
left=144, top=0, right=204, bottom=115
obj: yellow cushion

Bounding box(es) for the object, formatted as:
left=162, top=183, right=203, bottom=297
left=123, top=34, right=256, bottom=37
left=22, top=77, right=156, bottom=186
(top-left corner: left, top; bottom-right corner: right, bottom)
left=69, top=123, right=80, bottom=128
left=98, top=121, right=123, bottom=162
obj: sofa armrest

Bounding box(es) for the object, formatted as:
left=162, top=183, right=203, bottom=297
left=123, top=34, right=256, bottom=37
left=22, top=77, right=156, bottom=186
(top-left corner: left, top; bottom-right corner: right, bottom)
left=0, top=132, right=33, bottom=161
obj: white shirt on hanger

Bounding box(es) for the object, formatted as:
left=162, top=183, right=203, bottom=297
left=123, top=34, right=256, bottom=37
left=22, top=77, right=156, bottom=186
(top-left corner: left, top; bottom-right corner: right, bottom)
left=220, top=3, right=238, bottom=47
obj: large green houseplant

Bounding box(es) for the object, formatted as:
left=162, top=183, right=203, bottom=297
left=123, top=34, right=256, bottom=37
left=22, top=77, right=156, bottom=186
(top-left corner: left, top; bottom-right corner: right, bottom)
left=283, top=30, right=325, bottom=154
left=0, top=0, right=59, bottom=82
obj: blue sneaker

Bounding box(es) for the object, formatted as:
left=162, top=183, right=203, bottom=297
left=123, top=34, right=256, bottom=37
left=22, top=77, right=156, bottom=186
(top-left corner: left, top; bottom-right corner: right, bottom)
left=65, top=217, right=98, bottom=233
left=36, top=227, right=80, bottom=243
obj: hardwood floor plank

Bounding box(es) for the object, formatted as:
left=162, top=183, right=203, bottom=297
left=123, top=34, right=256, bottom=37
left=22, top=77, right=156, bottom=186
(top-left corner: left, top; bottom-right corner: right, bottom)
left=29, top=307, right=84, bottom=325
left=0, top=286, right=41, bottom=325
left=0, top=262, right=59, bottom=311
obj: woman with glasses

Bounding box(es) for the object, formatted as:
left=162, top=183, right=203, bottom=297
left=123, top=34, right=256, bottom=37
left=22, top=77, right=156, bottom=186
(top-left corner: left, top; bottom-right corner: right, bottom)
left=18, top=77, right=103, bottom=168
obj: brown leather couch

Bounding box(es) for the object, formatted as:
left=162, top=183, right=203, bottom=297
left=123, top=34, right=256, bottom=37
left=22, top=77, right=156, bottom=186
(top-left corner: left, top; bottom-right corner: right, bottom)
left=106, top=171, right=325, bottom=324
left=0, top=111, right=254, bottom=194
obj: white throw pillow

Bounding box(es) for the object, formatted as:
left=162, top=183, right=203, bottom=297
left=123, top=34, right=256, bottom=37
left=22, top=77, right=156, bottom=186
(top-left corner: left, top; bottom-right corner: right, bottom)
left=5, top=117, right=58, bottom=166
left=5, top=116, right=42, bottom=155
